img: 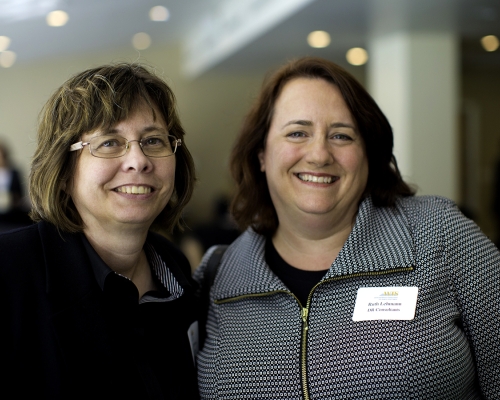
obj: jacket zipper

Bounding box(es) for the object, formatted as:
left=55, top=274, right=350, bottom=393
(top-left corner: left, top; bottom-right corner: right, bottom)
left=214, top=266, right=414, bottom=400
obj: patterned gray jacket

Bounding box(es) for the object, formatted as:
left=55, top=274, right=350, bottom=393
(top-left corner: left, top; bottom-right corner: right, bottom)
left=195, top=196, right=499, bottom=399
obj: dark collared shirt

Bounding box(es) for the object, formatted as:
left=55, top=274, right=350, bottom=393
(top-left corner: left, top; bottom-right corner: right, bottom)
left=80, top=235, right=191, bottom=399
left=82, top=235, right=184, bottom=303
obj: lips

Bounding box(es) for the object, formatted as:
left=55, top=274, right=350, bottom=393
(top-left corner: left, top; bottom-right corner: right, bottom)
left=114, top=185, right=153, bottom=194
left=297, top=173, right=337, bottom=184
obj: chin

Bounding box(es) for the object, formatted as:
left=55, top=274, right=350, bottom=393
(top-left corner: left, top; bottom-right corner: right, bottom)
left=298, top=203, right=337, bottom=215
left=113, top=213, right=157, bottom=226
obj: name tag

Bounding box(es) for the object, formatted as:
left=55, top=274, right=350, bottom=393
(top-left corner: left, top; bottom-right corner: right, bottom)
left=352, top=287, right=419, bottom=321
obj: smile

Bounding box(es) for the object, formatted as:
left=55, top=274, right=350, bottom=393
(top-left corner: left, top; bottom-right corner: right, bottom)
left=115, top=185, right=152, bottom=194
left=297, top=173, right=336, bottom=184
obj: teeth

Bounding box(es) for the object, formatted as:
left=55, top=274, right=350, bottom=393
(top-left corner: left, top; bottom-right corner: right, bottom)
left=116, top=186, right=152, bottom=194
left=298, top=174, right=333, bottom=184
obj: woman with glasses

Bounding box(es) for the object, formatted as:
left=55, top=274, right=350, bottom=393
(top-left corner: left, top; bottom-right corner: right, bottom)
left=0, top=63, right=199, bottom=399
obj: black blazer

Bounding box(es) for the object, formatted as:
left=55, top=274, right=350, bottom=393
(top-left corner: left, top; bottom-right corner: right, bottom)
left=0, top=221, right=199, bottom=399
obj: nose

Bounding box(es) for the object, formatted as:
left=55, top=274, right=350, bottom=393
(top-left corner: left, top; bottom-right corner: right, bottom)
left=305, top=136, right=334, bottom=167
left=122, top=140, right=153, bottom=172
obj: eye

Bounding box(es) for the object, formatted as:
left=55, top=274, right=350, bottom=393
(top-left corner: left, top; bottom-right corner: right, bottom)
left=286, top=131, right=307, bottom=138
left=142, top=136, right=169, bottom=147
left=99, top=138, right=122, bottom=148
left=331, top=133, right=353, bottom=141
left=144, top=137, right=162, bottom=146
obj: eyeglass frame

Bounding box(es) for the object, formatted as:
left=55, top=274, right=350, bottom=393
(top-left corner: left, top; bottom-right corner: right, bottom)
left=69, top=134, right=182, bottom=159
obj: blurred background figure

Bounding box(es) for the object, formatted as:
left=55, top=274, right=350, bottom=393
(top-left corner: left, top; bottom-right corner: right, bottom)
left=0, top=139, right=31, bottom=232
left=493, top=157, right=500, bottom=247
left=179, top=195, right=240, bottom=270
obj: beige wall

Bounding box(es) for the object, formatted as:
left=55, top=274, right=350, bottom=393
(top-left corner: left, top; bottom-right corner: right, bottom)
left=0, top=46, right=369, bottom=226
left=0, top=45, right=265, bottom=223
left=2, top=44, right=498, bottom=241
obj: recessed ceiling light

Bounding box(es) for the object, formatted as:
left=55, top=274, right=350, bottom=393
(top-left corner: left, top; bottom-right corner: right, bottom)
left=46, top=10, right=69, bottom=27
left=307, top=31, right=330, bottom=48
left=132, top=32, right=151, bottom=50
left=0, top=51, right=16, bottom=68
left=0, top=36, right=11, bottom=52
left=346, top=47, right=369, bottom=66
left=480, top=35, right=499, bottom=52
left=0, top=0, right=58, bottom=22
left=150, top=6, right=169, bottom=21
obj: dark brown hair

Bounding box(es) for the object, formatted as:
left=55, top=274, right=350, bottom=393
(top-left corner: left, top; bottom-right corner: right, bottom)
left=30, top=63, right=195, bottom=233
left=230, top=56, right=414, bottom=235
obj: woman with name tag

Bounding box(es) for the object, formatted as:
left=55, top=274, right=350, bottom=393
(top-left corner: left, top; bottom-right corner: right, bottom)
left=195, top=57, right=499, bottom=399
left=0, top=64, right=200, bottom=399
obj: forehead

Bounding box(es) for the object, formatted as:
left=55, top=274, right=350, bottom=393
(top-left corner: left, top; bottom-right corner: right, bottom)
left=277, top=77, right=341, bottom=102
left=84, top=99, right=166, bottom=138
left=272, top=77, right=353, bottom=121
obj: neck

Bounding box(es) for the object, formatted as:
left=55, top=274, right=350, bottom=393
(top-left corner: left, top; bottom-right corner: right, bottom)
left=84, top=224, right=155, bottom=297
left=272, top=211, right=356, bottom=271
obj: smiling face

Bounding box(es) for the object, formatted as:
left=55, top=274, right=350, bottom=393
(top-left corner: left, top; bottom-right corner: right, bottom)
left=69, top=100, right=176, bottom=234
left=258, top=77, right=368, bottom=230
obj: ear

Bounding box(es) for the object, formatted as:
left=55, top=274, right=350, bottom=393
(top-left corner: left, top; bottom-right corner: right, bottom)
left=257, top=149, right=266, bottom=172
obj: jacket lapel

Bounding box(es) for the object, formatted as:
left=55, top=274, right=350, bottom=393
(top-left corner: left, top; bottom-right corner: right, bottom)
left=38, top=221, right=112, bottom=367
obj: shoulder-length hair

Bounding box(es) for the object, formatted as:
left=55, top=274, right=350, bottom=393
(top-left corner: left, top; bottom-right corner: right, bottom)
left=29, top=63, right=195, bottom=233
left=230, top=56, right=414, bottom=236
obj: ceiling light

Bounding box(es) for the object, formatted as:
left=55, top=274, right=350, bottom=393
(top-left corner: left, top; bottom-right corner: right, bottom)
left=0, top=51, right=16, bottom=68
left=132, top=32, right=151, bottom=50
left=46, top=10, right=69, bottom=27
left=307, top=31, right=330, bottom=48
left=149, top=6, right=169, bottom=21
left=0, top=36, right=11, bottom=51
left=0, top=0, right=58, bottom=22
left=480, top=35, right=499, bottom=52
left=346, top=47, right=369, bottom=66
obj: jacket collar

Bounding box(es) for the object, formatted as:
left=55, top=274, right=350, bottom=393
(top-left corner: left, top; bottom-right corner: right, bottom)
left=325, top=196, right=415, bottom=278
left=214, top=197, right=415, bottom=300
left=146, top=230, right=195, bottom=294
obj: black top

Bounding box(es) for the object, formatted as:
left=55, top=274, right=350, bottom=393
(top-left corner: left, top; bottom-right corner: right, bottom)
left=0, top=221, right=199, bottom=400
left=265, top=238, right=328, bottom=306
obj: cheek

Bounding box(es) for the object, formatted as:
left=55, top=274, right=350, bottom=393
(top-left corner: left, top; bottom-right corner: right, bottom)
left=157, top=160, right=177, bottom=187
left=338, top=147, right=367, bottom=173
left=265, top=144, right=301, bottom=173
left=72, top=159, right=116, bottom=193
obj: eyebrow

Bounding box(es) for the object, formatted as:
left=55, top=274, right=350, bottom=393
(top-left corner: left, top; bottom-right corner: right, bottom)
left=282, top=120, right=357, bottom=130
left=105, top=125, right=167, bottom=135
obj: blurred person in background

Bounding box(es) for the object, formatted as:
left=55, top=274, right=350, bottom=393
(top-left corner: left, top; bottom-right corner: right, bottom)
left=195, top=57, right=499, bottom=399
left=0, top=139, right=31, bottom=231
left=493, top=157, right=500, bottom=247
left=0, top=63, right=199, bottom=399
left=179, top=195, right=240, bottom=270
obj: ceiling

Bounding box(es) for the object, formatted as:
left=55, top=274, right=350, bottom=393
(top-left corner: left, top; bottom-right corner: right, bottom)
left=0, top=0, right=499, bottom=77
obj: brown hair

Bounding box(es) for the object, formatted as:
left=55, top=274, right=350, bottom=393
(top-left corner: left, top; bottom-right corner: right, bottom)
left=29, top=63, right=195, bottom=233
left=230, top=56, right=414, bottom=236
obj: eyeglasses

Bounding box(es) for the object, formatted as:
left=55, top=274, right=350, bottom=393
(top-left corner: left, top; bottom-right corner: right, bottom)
left=69, top=134, right=181, bottom=158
